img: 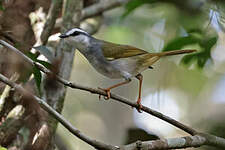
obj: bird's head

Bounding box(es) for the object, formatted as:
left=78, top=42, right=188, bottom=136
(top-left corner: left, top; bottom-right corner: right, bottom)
left=59, top=28, right=91, bottom=50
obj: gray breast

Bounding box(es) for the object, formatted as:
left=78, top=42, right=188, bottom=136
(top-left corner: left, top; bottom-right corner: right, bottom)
left=80, top=46, right=124, bottom=79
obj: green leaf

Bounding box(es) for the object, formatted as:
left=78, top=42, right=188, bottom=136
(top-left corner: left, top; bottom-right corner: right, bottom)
left=181, top=53, right=198, bottom=66
left=37, top=60, right=52, bottom=69
left=122, top=0, right=156, bottom=18
left=33, top=45, right=54, bottom=62
left=180, top=36, right=218, bottom=68
left=200, top=36, right=218, bottom=54
left=33, top=66, right=42, bottom=95
left=26, top=52, right=52, bottom=69
left=197, top=36, right=217, bottom=68
left=0, top=1, right=4, bottom=11
left=187, top=28, right=203, bottom=34
left=163, top=35, right=200, bottom=51
left=25, top=51, right=39, bottom=61
left=163, top=25, right=218, bottom=69
left=0, top=146, right=7, bottom=150
left=0, top=5, right=4, bottom=11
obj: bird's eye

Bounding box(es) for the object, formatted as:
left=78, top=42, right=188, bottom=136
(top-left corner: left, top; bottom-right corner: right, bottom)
left=71, top=31, right=80, bottom=36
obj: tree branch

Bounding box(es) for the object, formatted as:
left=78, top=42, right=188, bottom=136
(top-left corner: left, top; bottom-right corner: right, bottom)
left=55, top=0, right=130, bottom=30
left=2, top=39, right=225, bottom=149
left=0, top=39, right=197, bottom=135
left=0, top=73, right=19, bottom=114
left=1, top=73, right=225, bottom=150
left=81, top=0, right=130, bottom=20
left=121, top=135, right=207, bottom=150
left=40, top=0, right=63, bottom=45
left=41, top=0, right=83, bottom=149
left=0, top=49, right=225, bottom=150
left=0, top=73, right=116, bottom=150
left=55, top=16, right=103, bottom=35
left=80, top=16, right=103, bottom=35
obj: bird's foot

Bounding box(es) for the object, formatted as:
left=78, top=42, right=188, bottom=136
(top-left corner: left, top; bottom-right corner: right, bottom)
left=136, top=98, right=143, bottom=113
left=98, top=87, right=111, bottom=100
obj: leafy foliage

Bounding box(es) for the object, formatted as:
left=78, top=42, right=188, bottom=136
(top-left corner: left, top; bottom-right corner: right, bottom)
left=163, top=29, right=218, bottom=68
left=0, top=146, right=7, bottom=150
left=33, top=66, right=42, bottom=94
left=122, top=0, right=219, bottom=69
left=0, top=1, right=4, bottom=11
left=33, top=45, right=54, bottom=62
left=25, top=47, right=52, bottom=94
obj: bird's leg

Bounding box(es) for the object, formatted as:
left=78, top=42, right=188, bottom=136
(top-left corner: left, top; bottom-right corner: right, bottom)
left=135, top=74, right=143, bottom=113
left=98, top=79, right=131, bottom=100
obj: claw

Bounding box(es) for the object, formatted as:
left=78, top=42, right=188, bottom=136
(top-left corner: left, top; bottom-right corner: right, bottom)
left=136, top=98, right=143, bottom=113
left=98, top=87, right=111, bottom=100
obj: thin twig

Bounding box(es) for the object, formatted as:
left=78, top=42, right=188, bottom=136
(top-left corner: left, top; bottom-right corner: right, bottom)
left=1, top=73, right=225, bottom=149
left=55, top=16, right=103, bottom=35
left=0, top=73, right=18, bottom=112
left=0, top=73, right=116, bottom=150
left=81, top=0, right=130, bottom=20
left=55, top=0, right=130, bottom=28
left=0, top=39, right=198, bottom=135
left=121, top=135, right=207, bottom=150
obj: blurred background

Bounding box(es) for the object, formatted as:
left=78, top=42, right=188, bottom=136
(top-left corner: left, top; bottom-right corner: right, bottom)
left=52, top=1, right=225, bottom=150
left=1, top=0, right=225, bottom=150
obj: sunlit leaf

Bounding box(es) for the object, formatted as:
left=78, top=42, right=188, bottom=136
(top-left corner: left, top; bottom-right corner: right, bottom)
left=0, top=146, right=7, bottom=150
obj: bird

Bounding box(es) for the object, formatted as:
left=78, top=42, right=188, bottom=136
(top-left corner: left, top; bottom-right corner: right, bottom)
left=59, top=28, right=196, bottom=112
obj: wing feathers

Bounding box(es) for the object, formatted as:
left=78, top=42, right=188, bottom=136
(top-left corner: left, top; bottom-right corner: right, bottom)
left=101, top=41, right=147, bottom=60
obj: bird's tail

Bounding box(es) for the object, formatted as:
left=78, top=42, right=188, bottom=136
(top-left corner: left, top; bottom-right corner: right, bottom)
left=142, top=49, right=196, bottom=68
left=156, top=49, right=196, bottom=57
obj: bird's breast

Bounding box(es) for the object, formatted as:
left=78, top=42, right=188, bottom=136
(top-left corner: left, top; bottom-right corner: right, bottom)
left=82, top=52, right=125, bottom=79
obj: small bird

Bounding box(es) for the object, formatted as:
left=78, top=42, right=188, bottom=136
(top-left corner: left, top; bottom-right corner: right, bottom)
left=59, top=28, right=196, bottom=112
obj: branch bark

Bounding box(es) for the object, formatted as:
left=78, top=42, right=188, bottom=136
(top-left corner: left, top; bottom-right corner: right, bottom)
left=121, top=135, right=206, bottom=150
left=81, top=0, right=130, bottom=20
left=55, top=0, right=130, bottom=31
left=0, top=39, right=197, bottom=136
left=40, top=0, right=83, bottom=149
left=0, top=73, right=116, bottom=150
left=1, top=73, right=225, bottom=150
left=1, top=39, right=225, bottom=149
left=40, top=0, right=63, bottom=45
left=42, top=0, right=82, bottom=134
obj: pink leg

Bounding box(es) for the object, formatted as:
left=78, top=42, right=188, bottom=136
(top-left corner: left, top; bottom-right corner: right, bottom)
left=98, top=79, right=131, bottom=100
left=136, top=74, right=143, bottom=112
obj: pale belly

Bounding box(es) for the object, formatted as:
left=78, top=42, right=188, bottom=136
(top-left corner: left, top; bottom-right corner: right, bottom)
left=86, top=54, right=142, bottom=79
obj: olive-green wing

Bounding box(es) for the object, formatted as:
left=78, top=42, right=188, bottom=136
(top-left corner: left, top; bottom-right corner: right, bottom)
left=101, top=41, right=148, bottom=61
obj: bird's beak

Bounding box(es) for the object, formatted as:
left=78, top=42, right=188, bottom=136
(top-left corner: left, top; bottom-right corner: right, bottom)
left=59, top=34, right=69, bottom=38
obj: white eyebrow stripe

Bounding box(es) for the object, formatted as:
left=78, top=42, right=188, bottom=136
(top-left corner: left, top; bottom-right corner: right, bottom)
left=66, top=28, right=88, bottom=36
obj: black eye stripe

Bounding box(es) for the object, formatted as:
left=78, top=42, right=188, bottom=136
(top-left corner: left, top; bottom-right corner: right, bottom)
left=71, top=31, right=80, bottom=36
